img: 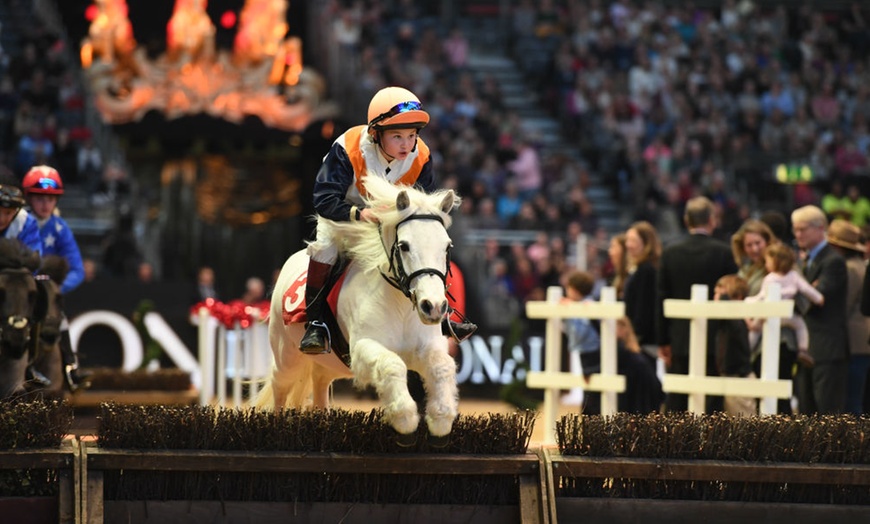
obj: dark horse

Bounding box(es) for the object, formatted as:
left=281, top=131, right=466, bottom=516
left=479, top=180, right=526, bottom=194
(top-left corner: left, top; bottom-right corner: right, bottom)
left=0, top=239, right=50, bottom=399
left=25, top=256, right=69, bottom=399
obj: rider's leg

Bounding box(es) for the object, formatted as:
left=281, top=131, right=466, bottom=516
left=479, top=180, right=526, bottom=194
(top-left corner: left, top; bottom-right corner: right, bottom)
left=299, top=258, right=334, bottom=353
left=60, top=327, right=91, bottom=392
left=300, top=229, right=338, bottom=354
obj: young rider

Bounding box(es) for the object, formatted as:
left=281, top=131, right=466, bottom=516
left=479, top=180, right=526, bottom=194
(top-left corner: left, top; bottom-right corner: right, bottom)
left=23, top=165, right=89, bottom=391
left=0, top=174, right=42, bottom=255
left=300, top=86, right=476, bottom=354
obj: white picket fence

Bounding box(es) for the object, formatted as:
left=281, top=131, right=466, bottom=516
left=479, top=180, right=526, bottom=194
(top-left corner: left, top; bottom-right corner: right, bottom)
left=193, top=308, right=272, bottom=407
left=525, top=286, right=625, bottom=445
left=526, top=283, right=794, bottom=445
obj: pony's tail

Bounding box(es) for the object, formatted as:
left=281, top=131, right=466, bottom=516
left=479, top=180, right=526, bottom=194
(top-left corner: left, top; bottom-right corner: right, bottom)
left=250, top=358, right=316, bottom=410
left=253, top=379, right=275, bottom=410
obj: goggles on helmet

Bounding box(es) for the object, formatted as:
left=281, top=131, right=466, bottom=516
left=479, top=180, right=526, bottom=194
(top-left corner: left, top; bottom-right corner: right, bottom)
left=368, top=101, right=424, bottom=127
left=31, top=177, right=61, bottom=191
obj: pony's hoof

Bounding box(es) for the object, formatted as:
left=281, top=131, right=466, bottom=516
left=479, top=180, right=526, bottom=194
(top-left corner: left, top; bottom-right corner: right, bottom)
left=395, top=431, right=417, bottom=448
left=428, top=433, right=450, bottom=449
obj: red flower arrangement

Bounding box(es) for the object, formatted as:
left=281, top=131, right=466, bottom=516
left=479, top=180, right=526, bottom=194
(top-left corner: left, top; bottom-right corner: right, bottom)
left=190, top=298, right=270, bottom=329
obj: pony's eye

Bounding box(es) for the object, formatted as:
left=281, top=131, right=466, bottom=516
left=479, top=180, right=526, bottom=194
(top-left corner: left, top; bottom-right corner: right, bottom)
left=398, top=241, right=410, bottom=252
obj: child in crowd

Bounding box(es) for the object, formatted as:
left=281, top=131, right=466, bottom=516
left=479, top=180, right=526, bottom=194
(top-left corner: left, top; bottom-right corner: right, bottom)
left=615, top=315, right=665, bottom=414
left=560, top=270, right=663, bottom=414
left=714, top=274, right=757, bottom=416
left=745, top=243, right=823, bottom=368
left=560, top=270, right=600, bottom=409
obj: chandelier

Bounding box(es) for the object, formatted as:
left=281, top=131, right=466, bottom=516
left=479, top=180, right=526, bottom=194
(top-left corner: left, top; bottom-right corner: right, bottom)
left=80, top=0, right=334, bottom=132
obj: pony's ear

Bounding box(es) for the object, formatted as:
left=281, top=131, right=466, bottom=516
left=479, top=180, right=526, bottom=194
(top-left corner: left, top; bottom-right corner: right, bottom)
left=440, top=190, right=456, bottom=214
left=397, top=190, right=410, bottom=211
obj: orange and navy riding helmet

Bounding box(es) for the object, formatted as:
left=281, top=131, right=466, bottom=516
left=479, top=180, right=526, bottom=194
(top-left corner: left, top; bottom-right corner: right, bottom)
left=367, top=86, right=430, bottom=131
left=22, top=165, right=64, bottom=196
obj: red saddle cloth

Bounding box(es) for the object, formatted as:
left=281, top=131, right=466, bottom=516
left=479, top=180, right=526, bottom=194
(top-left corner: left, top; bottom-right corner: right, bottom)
left=282, top=270, right=348, bottom=325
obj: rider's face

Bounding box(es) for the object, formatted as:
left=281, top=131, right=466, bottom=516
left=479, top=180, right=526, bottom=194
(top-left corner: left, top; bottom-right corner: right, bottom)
left=0, top=207, right=19, bottom=230
left=28, top=194, right=58, bottom=220
left=379, top=129, right=418, bottom=161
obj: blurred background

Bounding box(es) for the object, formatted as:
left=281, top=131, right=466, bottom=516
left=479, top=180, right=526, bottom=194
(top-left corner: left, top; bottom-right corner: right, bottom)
left=2, top=0, right=867, bottom=376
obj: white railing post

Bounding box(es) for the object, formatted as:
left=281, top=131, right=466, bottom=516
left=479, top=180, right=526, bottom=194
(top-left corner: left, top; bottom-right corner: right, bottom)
left=759, top=283, right=783, bottom=415
left=599, top=286, right=618, bottom=414
left=542, top=286, right=563, bottom=446
left=687, top=284, right=709, bottom=413
left=232, top=323, right=243, bottom=408
left=216, top=324, right=227, bottom=406
left=197, top=307, right=211, bottom=405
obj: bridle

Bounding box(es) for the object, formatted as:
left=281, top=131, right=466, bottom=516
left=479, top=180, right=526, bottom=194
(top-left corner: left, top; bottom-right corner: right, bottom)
left=380, top=213, right=452, bottom=307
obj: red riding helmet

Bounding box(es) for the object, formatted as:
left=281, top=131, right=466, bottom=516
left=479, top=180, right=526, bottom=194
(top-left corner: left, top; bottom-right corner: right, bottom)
left=23, top=165, right=64, bottom=196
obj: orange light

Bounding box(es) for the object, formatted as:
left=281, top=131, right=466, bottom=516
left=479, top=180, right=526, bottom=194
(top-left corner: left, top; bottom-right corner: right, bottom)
left=321, top=121, right=335, bottom=139
left=80, top=42, right=93, bottom=68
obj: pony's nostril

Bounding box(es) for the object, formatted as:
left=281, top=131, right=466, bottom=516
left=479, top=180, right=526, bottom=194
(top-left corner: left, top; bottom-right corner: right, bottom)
left=420, top=300, right=433, bottom=316
left=439, top=302, right=448, bottom=316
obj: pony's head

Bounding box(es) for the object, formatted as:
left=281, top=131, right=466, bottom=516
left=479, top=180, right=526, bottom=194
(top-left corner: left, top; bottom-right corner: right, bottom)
left=0, top=239, right=43, bottom=361
left=340, top=175, right=459, bottom=325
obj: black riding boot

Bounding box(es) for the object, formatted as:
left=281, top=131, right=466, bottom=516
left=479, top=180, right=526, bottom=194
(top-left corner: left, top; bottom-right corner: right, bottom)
left=299, top=260, right=333, bottom=354
left=442, top=317, right=478, bottom=343
left=60, top=330, right=91, bottom=392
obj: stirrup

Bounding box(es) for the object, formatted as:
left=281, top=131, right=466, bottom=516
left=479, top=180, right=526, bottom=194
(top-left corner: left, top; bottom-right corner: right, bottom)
left=300, top=320, right=332, bottom=354
left=27, top=365, right=52, bottom=387
left=65, top=364, right=91, bottom=393
left=443, top=319, right=477, bottom=343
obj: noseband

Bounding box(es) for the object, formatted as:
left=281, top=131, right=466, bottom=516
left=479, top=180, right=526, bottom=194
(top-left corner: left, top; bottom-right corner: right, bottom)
left=380, top=213, right=451, bottom=304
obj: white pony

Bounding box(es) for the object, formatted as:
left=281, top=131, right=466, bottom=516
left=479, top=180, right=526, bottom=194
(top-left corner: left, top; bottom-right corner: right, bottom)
left=257, top=176, right=460, bottom=443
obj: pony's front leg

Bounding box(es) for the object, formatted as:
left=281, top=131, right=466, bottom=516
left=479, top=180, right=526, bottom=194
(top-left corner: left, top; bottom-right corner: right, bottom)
left=419, top=342, right=459, bottom=439
left=351, top=338, right=419, bottom=438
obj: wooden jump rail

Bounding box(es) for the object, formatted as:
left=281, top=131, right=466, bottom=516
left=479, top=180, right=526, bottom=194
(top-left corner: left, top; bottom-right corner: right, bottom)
left=542, top=448, right=870, bottom=524
left=82, top=444, right=549, bottom=524
left=0, top=439, right=80, bottom=524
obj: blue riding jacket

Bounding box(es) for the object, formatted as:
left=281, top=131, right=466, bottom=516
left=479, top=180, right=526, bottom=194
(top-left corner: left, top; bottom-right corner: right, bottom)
left=2, top=209, right=43, bottom=256
left=37, top=213, right=85, bottom=294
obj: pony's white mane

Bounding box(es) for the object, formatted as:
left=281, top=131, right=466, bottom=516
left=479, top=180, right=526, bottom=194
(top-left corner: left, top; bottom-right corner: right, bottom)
left=327, top=175, right=459, bottom=274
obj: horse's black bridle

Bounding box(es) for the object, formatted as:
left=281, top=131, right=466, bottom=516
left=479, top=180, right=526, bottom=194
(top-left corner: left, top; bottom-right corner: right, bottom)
left=380, top=213, right=452, bottom=304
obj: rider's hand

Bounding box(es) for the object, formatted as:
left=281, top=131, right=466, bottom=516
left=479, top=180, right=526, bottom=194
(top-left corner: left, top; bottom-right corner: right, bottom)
left=360, top=208, right=380, bottom=223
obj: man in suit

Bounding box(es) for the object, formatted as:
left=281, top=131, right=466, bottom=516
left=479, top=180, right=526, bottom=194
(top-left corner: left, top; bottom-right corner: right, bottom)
left=792, top=205, right=848, bottom=414
left=657, top=196, right=738, bottom=412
